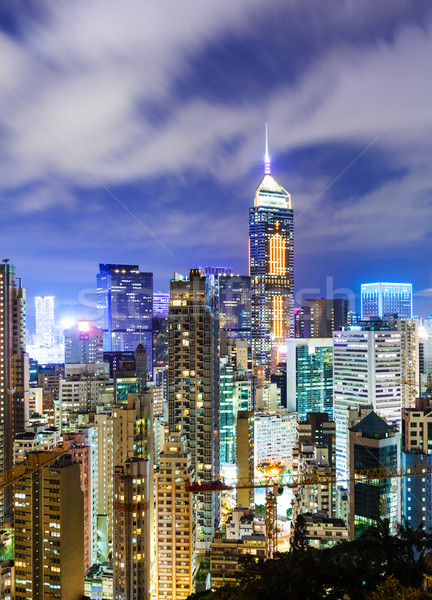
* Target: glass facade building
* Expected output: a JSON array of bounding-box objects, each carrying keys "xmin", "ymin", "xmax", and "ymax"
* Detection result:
[
  {"xmin": 349, "ymin": 412, "xmax": 400, "ymax": 539},
  {"xmin": 97, "ymin": 264, "xmax": 153, "ymax": 373},
  {"xmin": 218, "ymin": 274, "xmax": 251, "ymax": 340},
  {"xmin": 249, "ymin": 168, "xmax": 294, "ymax": 371},
  {"xmin": 361, "ymin": 282, "xmax": 412, "ymax": 319},
  {"xmin": 286, "ymin": 338, "xmax": 333, "ymax": 418}
]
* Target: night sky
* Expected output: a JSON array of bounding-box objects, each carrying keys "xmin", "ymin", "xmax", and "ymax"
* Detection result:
[{"xmin": 1, "ymin": 1, "xmax": 432, "ymax": 325}]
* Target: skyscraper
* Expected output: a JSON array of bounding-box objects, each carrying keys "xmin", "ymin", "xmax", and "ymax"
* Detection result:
[
  {"xmin": 34, "ymin": 295, "xmax": 55, "ymax": 347},
  {"xmin": 297, "ymin": 298, "xmax": 349, "ymax": 338},
  {"xmin": 0, "ymin": 261, "xmax": 29, "ymax": 524},
  {"xmin": 168, "ymin": 269, "xmax": 220, "ymax": 552},
  {"xmin": 361, "ymin": 282, "xmax": 412, "ymax": 319},
  {"xmin": 97, "ymin": 264, "xmax": 153, "ymax": 373},
  {"xmin": 333, "ymin": 323, "xmax": 402, "ymax": 480},
  {"xmin": 249, "ymin": 133, "xmax": 294, "ymax": 372}
]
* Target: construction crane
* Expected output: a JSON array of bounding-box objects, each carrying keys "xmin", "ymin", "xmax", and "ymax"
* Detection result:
[
  {"xmin": 188, "ymin": 461, "xmax": 432, "ymax": 559},
  {"xmin": 0, "ymin": 447, "xmax": 68, "ymax": 491}
]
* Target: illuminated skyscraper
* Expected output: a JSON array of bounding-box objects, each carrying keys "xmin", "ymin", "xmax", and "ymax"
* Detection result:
[
  {"xmin": 168, "ymin": 269, "xmax": 220, "ymax": 552},
  {"xmin": 249, "ymin": 131, "xmax": 294, "ymax": 372},
  {"xmin": 361, "ymin": 282, "xmax": 412, "ymax": 319},
  {"xmin": 218, "ymin": 274, "xmax": 251, "ymax": 340},
  {"xmin": 34, "ymin": 295, "xmax": 55, "ymax": 347},
  {"xmin": 97, "ymin": 264, "xmax": 153, "ymax": 373},
  {"xmin": 0, "ymin": 261, "xmax": 29, "ymax": 524},
  {"xmin": 64, "ymin": 319, "xmax": 104, "ymax": 363}
]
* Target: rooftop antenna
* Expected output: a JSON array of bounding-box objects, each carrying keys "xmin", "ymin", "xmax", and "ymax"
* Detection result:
[{"xmin": 264, "ymin": 123, "xmax": 271, "ymax": 175}]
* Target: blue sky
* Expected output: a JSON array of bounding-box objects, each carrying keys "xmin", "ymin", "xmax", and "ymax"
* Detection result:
[{"xmin": 1, "ymin": 0, "xmax": 432, "ymax": 322}]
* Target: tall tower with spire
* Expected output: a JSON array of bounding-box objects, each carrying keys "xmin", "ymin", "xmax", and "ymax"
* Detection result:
[{"xmin": 249, "ymin": 126, "xmax": 294, "ymax": 373}]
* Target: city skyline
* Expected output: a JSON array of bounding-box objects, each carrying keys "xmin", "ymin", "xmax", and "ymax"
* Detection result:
[{"xmin": 0, "ymin": 2, "xmax": 432, "ymax": 317}]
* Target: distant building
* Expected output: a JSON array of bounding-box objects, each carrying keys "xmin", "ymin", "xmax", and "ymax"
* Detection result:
[
  {"xmin": 361, "ymin": 282, "xmax": 412, "ymax": 319},
  {"xmin": 296, "ymin": 299, "xmax": 349, "ymax": 338},
  {"xmin": 34, "ymin": 295, "xmax": 55, "ymax": 347},
  {"xmin": 85, "ymin": 562, "xmax": 113, "ymax": 600},
  {"xmin": 97, "ymin": 264, "xmax": 153, "ymax": 373},
  {"xmin": 64, "ymin": 319, "xmax": 104, "ymax": 364},
  {"xmin": 249, "ymin": 144, "xmax": 294, "ymax": 372},
  {"xmin": 286, "ymin": 338, "xmax": 333, "ymax": 418},
  {"xmin": 236, "ymin": 411, "xmax": 255, "ymax": 510},
  {"xmin": 153, "ymin": 292, "xmax": 170, "ymax": 318},
  {"xmin": 300, "ymin": 513, "xmax": 349, "ymax": 549},
  {"xmin": 218, "ymin": 274, "xmax": 251, "ymax": 340}
]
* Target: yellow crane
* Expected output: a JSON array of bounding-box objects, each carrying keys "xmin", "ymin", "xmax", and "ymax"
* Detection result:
[{"xmin": 188, "ymin": 461, "xmax": 432, "ymax": 558}]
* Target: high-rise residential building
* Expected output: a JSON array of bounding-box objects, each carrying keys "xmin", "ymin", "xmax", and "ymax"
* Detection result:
[
  {"xmin": 348, "ymin": 411, "xmax": 400, "ymax": 539},
  {"xmin": 396, "ymin": 318, "xmax": 420, "ymax": 408},
  {"xmin": 112, "ymin": 392, "xmax": 154, "ymax": 600},
  {"xmin": 64, "ymin": 319, "xmax": 104, "ymax": 364},
  {"xmin": 333, "ymin": 323, "xmax": 402, "ymax": 480},
  {"xmin": 218, "ymin": 274, "xmax": 251, "ymax": 340},
  {"xmin": 296, "ymin": 412, "xmax": 336, "ymax": 472},
  {"xmin": 14, "ymin": 454, "xmax": 84, "ymax": 600},
  {"xmin": 401, "ymin": 397, "xmax": 432, "ymax": 453},
  {"xmin": 97, "ymin": 264, "xmax": 153, "ymax": 373},
  {"xmin": 0, "ymin": 261, "xmax": 29, "ymax": 524},
  {"xmin": 34, "ymin": 295, "xmax": 55, "ymax": 347},
  {"xmin": 286, "ymin": 338, "xmax": 333, "ymax": 418},
  {"xmin": 361, "ymin": 282, "xmax": 412, "ymax": 319},
  {"xmin": 156, "ymin": 434, "xmax": 195, "ymax": 600},
  {"xmin": 236, "ymin": 411, "xmax": 255, "ymax": 510},
  {"xmin": 94, "ymin": 411, "xmax": 113, "ymax": 563},
  {"xmin": 113, "ymin": 457, "xmax": 153, "ymax": 600},
  {"xmin": 168, "ymin": 269, "xmax": 220, "ymax": 552},
  {"xmin": 249, "ymin": 138, "xmax": 294, "ymax": 373}
]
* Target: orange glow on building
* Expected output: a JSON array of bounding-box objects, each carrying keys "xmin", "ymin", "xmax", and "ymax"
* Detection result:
[
  {"xmin": 272, "ymin": 295, "xmax": 284, "ymax": 339},
  {"xmin": 269, "ymin": 234, "xmax": 286, "ymax": 276}
]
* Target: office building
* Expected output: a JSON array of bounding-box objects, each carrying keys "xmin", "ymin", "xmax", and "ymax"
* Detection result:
[
  {"xmin": 401, "ymin": 451, "xmax": 432, "ymax": 533},
  {"xmin": 286, "ymin": 338, "xmax": 333, "ymax": 418},
  {"xmin": 333, "ymin": 324, "xmax": 402, "ymax": 480},
  {"xmin": 218, "ymin": 274, "xmax": 251, "ymax": 340},
  {"xmin": 297, "ymin": 412, "xmax": 336, "ymax": 471},
  {"xmin": 97, "ymin": 264, "xmax": 153, "ymax": 373},
  {"xmin": 348, "ymin": 411, "xmax": 400, "ymax": 539},
  {"xmin": 64, "ymin": 320, "xmax": 104, "ymax": 364},
  {"xmin": 296, "ymin": 298, "xmax": 349, "ymax": 338},
  {"xmin": 361, "ymin": 282, "xmax": 412, "ymax": 319},
  {"xmin": 34, "ymin": 295, "xmax": 55, "ymax": 347},
  {"xmin": 254, "ymin": 410, "xmax": 297, "ymax": 468},
  {"xmin": 155, "ymin": 434, "xmax": 195, "ymax": 600},
  {"xmin": 249, "ymin": 139, "xmax": 294, "ymax": 372},
  {"xmin": 14, "ymin": 455, "xmax": 84, "ymax": 600},
  {"xmin": 401, "ymin": 397, "xmax": 432, "ymax": 453},
  {"xmin": 168, "ymin": 269, "xmax": 220, "ymax": 551},
  {"xmin": 0, "ymin": 261, "xmax": 29, "ymax": 524}
]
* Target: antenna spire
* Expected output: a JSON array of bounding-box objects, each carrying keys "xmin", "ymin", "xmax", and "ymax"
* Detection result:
[{"xmin": 264, "ymin": 122, "xmax": 271, "ymax": 175}]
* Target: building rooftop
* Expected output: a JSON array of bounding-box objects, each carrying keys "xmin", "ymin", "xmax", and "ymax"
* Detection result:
[{"xmin": 350, "ymin": 411, "xmax": 391, "ymax": 436}]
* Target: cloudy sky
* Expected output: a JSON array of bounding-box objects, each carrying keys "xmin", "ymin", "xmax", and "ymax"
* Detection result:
[{"xmin": 1, "ymin": 0, "xmax": 432, "ymax": 321}]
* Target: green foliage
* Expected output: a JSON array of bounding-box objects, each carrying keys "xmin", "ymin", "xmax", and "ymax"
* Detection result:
[{"xmin": 187, "ymin": 518, "xmax": 432, "ymax": 600}]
